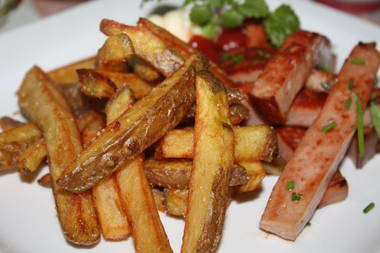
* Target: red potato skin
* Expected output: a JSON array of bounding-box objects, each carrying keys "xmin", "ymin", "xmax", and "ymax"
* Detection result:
[
  {"xmin": 249, "ymin": 30, "xmax": 330, "ymax": 124},
  {"xmin": 260, "ymin": 42, "xmax": 380, "ymax": 241}
]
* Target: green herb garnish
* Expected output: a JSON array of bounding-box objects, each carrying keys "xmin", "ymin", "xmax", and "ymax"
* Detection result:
[
  {"xmin": 321, "ymin": 121, "xmax": 336, "ymax": 133},
  {"xmin": 363, "ymin": 202, "xmax": 375, "ymax": 214},
  {"xmin": 220, "ymin": 52, "xmax": 231, "ymax": 61},
  {"xmin": 316, "ymin": 64, "xmax": 332, "ymax": 73},
  {"xmin": 320, "ymin": 82, "xmax": 331, "ymax": 91},
  {"xmin": 287, "ymin": 181, "xmax": 295, "ymax": 191},
  {"xmin": 370, "ymin": 101, "xmax": 380, "ymax": 138},
  {"xmin": 231, "ymin": 55, "xmax": 245, "ymax": 63},
  {"xmin": 291, "ymin": 192, "xmax": 303, "ymax": 202},
  {"xmin": 257, "ymin": 49, "xmax": 271, "ymax": 58},
  {"xmin": 348, "ymin": 79, "xmax": 354, "ymax": 90},
  {"xmin": 344, "ymin": 97, "xmax": 352, "ymax": 110},
  {"xmin": 349, "ymin": 58, "xmax": 365, "ymax": 65},
  {"xmin": 355, "ymin": 94, "xmax": 365, "ymax": 157}
]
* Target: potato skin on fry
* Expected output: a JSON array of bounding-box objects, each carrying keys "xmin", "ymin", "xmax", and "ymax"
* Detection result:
[
  {"xmin": 182, "ymin": 71, "xmax": 234, "ymax": 253},
  {"xmin": 58, "ymin": 59, "xmax": 196, "ymax": 193},
  {"xmin": 17, "ymin": 66, "xmax": 100, "ymax": 245}
]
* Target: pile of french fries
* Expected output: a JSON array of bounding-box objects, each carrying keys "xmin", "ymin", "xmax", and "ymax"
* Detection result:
[{"xmin": 0, "ymin": 18, "xmax": 277, "ymax": 252}]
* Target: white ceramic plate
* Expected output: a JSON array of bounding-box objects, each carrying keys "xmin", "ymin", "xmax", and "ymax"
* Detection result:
[{"xmin": 0, "ymin": 0, "xmax": 379, "ymax": 252}]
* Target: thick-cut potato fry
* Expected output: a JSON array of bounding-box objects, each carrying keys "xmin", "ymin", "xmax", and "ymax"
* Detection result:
[
  {"xmin": 58, "ymin": 58, "xmax": 196, "ymax": 193},
  {"xmin": 152, "ymin": 187, "xmax": 167, "ymax": 212},
  {"xmin": 17, "ymin": 66, "xmax": 100, "ymax": 245},
  {"xmin": 77, "ymin": 69, "xmax": 152, "ymax": 99},
  {"xmin": 96, "ymin": 33, "xmax": 134, "ymax": 72},
  {"xmin": 182, "ymin": 71, "xmax": 234, "ymax": 253},
  {"xmin": 38, "ymin": 173, "xmax": 52, "ymax": 187},
  {"xmin": 129, "ymin": 56, "xmax": 162, "ymax": 82},
  {"xmin": 116, "ymin": 155, "xmax": 173, "ymax": 253},
  {"xmin": 0, "ymin": 123, "xmax": 42, "ymax": 170},
  {"xmin": 18, "ymin": 138, "xmax": 47, "ymax": 174},
  {"xmin": 105, "ymin": 86, "xmax": 135, "ymax": 124},
  {"xmin": 238, "ymin": 161, "xmax": 266, "ymax": 192},
  {"xmin": 0, "ymin": 117, "xmax": 22, "ymax": 131},
  {"xmin": 156, "ymin": 125, "xmax": 276, "ymax": 163},
  {"xmin": 165, "ymin": 189, "xmax": 188, "ymax": 217},
  {"xmin": 79, "ymin": 110, "xmax": 130, "ymax": 241},
  {"xmin": 53, "ymin": 82, "xmax": 92, "ymax": 115},
  {"xmin": 48, "ymin": 56, "xmax": 96, "ymax": 83},
  {"xmin": 144, "ymin": 159, "xmax": 248, "ymax": 189},
  {"xmin": 100, "ymin": 19, "xmax": 184, "ymax": 76}
]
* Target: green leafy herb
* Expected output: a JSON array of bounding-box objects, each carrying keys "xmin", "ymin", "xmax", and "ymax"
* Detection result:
[
  {"xmin": 363, "ymin": 202, "xmax": 375, "ymax": 214},
  {"xmin": 355, "ymin": 94, "xmax": 365, "ymax": 157},
  {"xmin": 287, "ymin": 181, "xmax": 295, "ymax": 191},
  {"xmin": 231, "ymin": 55, "xmax": 245, "ymax": 63},
  {"xmin": 348, "ymin": 79, "xmax": 354, "ymax": 90},
  {"xmin": 370, "ymin": 101, "xmax": 380, "ymax": 138},
  {"xmin": 257, "ymin": 49, "xmax": 271, "ymax": 58},
  {"xmin": 321, "ymin": 121, "xmax": 336, "ymax": 133},
  {"xmin": 291, "ymin": 192, "xmax": 303, "ymax": 202},
  {"xmin": 222, "ymin": 8, "xmax": 244, "ymax": 28},
  {"xmin": 0, "ymin": 0, "xmax": 20, "ymax": 17},
  {"xmin": 263, "ymin": 4, "xmax": 300, "ymax": 48},
  {"xmin": 201, "ymin": 22, "xmax": 220, "ymax": 39},
  {"xmin": 190, "ymin": 5, "xmax": 212, "ymax": 25},
  {"xmin": 344, "ymin": 97, "xmax": 352, "ymax": 110},
  {"xmin": 349, "ymin": 58, "xmax": 365, "ymax": 65},
  {"xmin": 237, "ymin": 0, "xmax": 269, "ymax": 19},
  {"xmin": 316, "ymin": 64, "xmax": 332, "ymax": 73},
  {"xmin": 320, "ymin": 82, "xmax": 331, "ymax": 91},
  {"xmin": 221, "ymin": 52, "xmax": 231, "ymax": 61}
]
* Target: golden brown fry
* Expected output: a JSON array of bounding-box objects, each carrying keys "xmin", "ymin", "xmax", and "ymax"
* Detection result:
[
  {"xmin": 165, "ymin": 188, "xmax": 188, "ymax": 217},
  {"xmin": 18, "ymin": 138, "xmax": 47, "ymax": 174},
  {"xmin": 80, "ymin": 113, "xmax": 105, "ymax": 147},
  {"xmin": 53, "ymin": 83, "xmax": 92, "ymax": 115},
  {"xmin": 152, "ymin": 187, "xmax": 166, "ymax": 212},
  {"xmin": 38, "ymin": 173, "xmax": 52, "ymax": 187},
  {"xmin": 182, "ymin": 71, "xmax": 234, "ymax": 253},
  {"xmin": 77, "ymin": 69, "xmax": 152, "ymax": 99},
  {"xmin": 0, "ymin": 117, "xmax": 22, "ymax": 131},
  {"xmin": 238, "ymin": 161, "xmax": 266, "ymax": 192},
  {"xmin": 17, "ymin": 66, "xmax": 100, "ymax": 245},
  {"xmin": 129, "ymin": 56, "xmax": 162, "ymax": 82},
  {"xmin": 144, "ymin": 159, "xmax": 248, "ymax": 189},
  {"xmin": 48, "ymin": 56, "xmax": 96, "ymax": 83},
  {"xmin": 100, "ymin": 19, "xmax": 184, "ymax": 76},
  {"xmin": 116, "ymin": 155, "xmax": 173, "ymax": 253},
  {"xmin": 105, "ymin": 86, "xmax": 135, "ymax": 124},
  {"xmin": 96, "ymin": 34, "xmax": 134, "ymax": 72},
  {"xmin": 156, "ymin": 125, "xmax": 276, "ymax": 163},
  {"xmin": 58, "ymin": 58, "xmax": 196, "ymax": 193}
]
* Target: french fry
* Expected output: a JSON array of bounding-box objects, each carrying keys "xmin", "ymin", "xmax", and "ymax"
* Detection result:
[
  {"xmin": 78, "ymin": 110, "xmax": 130, "ymax": 241},
  {"xmin": 129, "ymin": 56, "xmax": 162, "ymax": 82},
  {"xmin": 100, "ymin": 19, "xmax": 184, "ymax": 76},
  {"xmin": 116, "ymin": 155, "xmax": 173, "ymax": 253},
  {"xmin": 58, "ymin": 58, "xmax": 196, "ymax": 193},
  {"xmin": 238, "ymin": 161, "xmax": 266, "ymax": 192},
  {"xmin": 53, "ymin": 82, "xmax": 92, "ymax": 115},
  {"xmin": 18, "ymin": 138, "xmax": 47, "ymax": 174},
  {"xmin": 17, "ymin": 66, "xmax": 100, "ymax": 245},
  {"xmin": 77, "ymin": 69, "xmax": 152, "ymax": 99},
  {"xmin": 38, "ymin": 173, "xmax": 52, "ymax": 187},
  {"xmin": 155, "ymin": 125, "xmax": 276, "ymax": 163},
  {"xmin": 0, "ymin": 117, "xmax": 22, "ymax": 131},
  {"xmin": 48, "ymin": 56, "xmax": 96, "ymax": 83},
  {"xmin": 144, "ymin": 159, "xmax": 248, "ymax": 189},
  {"xmin": 96, "ymin": 33, "xmax": 134, "ymax": 72},
  {"xmin": 105, "ymin": 86, "xmax": 135, "ymax": 124},
  {"xmin": 165, "ymin": 188, "xmax": 188, "ymax": 217},
  {"xmin": 182, "ymin": 71, "xmax": 234, "ymax": 253},
  {"xmin": 152, "ymin": 187, "xmax": 167, "ymax": 212}
]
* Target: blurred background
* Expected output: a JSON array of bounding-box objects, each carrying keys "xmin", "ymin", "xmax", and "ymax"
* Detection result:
[{"xmin": 0, "ymin": 0, "xmax": 379, "ymax": 33}]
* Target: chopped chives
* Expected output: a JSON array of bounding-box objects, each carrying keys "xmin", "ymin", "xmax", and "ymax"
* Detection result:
[
  {"xmin": 231, "ymin": 55, "xmax": 245, "ymax": 63},
  {"xmin": 363, "ymin": 202, "xmax": 375, "ymax": 214},
  {"xmin": 220, "ymin": 52, "xmax": 230, "ymax": 61},
  {"xmin": 348, "ymin": 79, "xmax": 354, "ymax": 90},
  {"xmin": 320, "ymin": 82, "xmax": 331, "ymax": 91},
  {"xmin": 356, "ymin": 94, "xmax": 365, "ymax": 157},
  {"xmin": 321, "ymin": 121, "xmax": 336, "ymax": 132},
  {"xmin": 316, "ymin": 64, "xmax": 332, "ymax": 73},
  {"xmin": 349, "ymin": 58, "xmax": 365, "ymax": 65},
  {"xmin": 287, "ymin": 181, "xmax": 295, "ymax": 191},
  {"xmin": 291, "ymin": 192, "xmax": 303, "ymax": 202},
  {"xmin": 257, "ymin": 49, "xmax": 271, "ymax": 58},
  {"xmin": 344, "ymin": 97, "xmax": 352, "ymax": 110}
]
